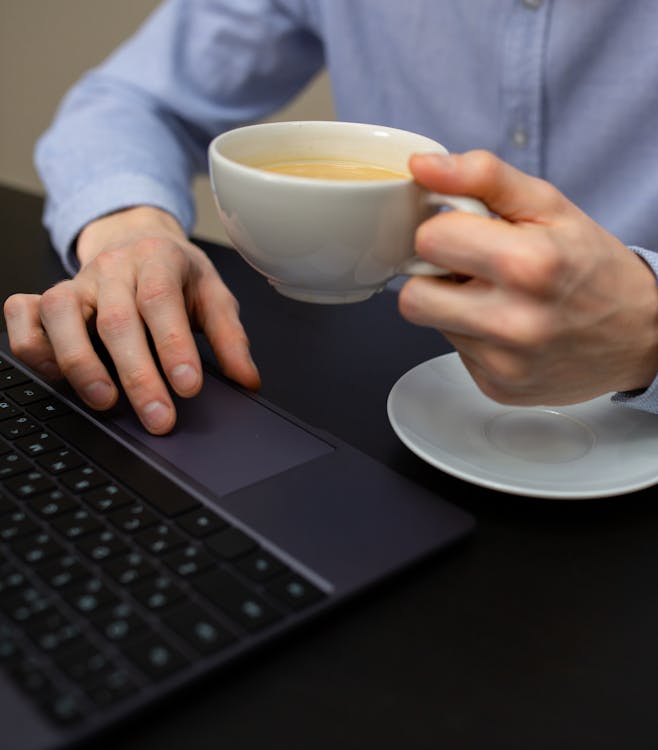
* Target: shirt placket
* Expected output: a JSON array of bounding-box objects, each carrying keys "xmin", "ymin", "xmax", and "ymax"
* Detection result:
[{"xmin": 500, "ymin": 0, "xmax": 551, "ymax": 177}]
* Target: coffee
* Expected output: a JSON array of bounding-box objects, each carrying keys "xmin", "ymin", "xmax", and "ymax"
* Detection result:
[{"xmin": 256, "ymin": 159, "xmax": 409, "ymax": 181}]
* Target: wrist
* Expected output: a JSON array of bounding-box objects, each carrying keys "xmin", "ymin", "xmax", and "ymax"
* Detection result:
[{"xmin": 76, "ymin": 206, "xmax": 188, "ymax": 266}]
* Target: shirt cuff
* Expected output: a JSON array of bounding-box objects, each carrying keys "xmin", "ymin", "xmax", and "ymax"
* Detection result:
[
  {"xmin": 45, "ymin": 173, "xmax": 195, "ymax": 276},
  {"xmin": 611, "ymin": 245, "xmax": 658, "ymax": 414}
]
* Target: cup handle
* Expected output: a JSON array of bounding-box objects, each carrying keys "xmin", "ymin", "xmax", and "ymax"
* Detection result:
[{"xmin": 399, "ymin": 192, "xmax": 490, "ymax": 276}]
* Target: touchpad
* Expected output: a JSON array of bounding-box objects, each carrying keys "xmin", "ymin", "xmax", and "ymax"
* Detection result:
[{"xmin": 109, "ymin": 370, "xmax": 333, "ymax": 499}]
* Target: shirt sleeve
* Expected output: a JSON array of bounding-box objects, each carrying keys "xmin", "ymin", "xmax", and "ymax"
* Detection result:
[
  {"xmin": 611, "ymin": 245, "xmax": 658, "ymax": 413},
  {"xmin": 34, "ymin": 0, "xmax": 324, "ymax": 275}
]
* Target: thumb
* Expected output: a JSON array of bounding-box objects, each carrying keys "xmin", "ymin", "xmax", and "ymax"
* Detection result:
[{"xmin": 409, "ymin": 150, "xmax": 566, "ymax": 223}]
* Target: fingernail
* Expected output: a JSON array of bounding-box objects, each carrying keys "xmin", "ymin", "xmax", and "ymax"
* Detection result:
[
  {"xmin": 142, "ymin": 400, "xmax": 172, "ymax": 432},
  {"xmin": 170, "ymin": 363, "xmax": 199, "ymax": 392},
  {"xmin": 84, "ymin": 381, "xmax": 114, "ymax": 407}
]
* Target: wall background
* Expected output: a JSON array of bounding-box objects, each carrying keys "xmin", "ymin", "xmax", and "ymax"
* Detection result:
[{"xmin": 0, "ymin": 0, "xmax": 335, "ymax": 244}]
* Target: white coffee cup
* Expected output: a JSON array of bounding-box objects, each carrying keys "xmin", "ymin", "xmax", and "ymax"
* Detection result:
[{"xmin": 208, "ymin": 121, "xmax": 488, "ymax": 304}]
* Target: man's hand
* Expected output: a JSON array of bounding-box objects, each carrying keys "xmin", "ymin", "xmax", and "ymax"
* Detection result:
[
  {"xmin": 400, "ymin": 151, "xmax": 658, "ymax": 405},
  {"xmin": 3, "ymin": 206, "xmax": 260, "ymax": 434}
]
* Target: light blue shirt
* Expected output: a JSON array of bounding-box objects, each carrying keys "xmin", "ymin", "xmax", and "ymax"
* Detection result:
[{"xmin": 34, "ymin": 0, "xmax": 658, "ymax": 410}]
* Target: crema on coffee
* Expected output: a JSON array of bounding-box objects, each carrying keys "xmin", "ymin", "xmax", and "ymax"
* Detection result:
[{"xmin": 256, "ymin": 159, "xmax": 409, "ymax": 181}]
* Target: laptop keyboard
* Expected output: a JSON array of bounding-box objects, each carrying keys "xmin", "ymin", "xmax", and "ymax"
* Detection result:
[{"xmin": 0, "ymin": 354, "xmax": 326, "ymax": 728}]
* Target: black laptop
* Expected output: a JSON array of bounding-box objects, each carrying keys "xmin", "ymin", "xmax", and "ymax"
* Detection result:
[{"xmin": 0, "ymin": 329, "xmax": 474, "ymax": 750}]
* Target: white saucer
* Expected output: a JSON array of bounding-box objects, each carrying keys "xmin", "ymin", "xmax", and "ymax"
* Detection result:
[{"xmin": 387, "ymin": 352, "xmax": 658, "ymax": 499}]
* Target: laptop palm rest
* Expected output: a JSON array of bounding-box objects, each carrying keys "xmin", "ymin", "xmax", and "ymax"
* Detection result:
[{"xmin": 105, "ymin": 369, "xmax": 473, "ymax": 593}]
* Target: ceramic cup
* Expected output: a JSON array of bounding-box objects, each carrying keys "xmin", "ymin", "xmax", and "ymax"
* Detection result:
[{"xmin": 208, "ymin": 121, "xmax": 488, "ymax": 303}]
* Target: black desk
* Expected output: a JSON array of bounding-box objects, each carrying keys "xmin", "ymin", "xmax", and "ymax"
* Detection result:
[{"xmin": 3, "ymin": 183, "xmax": 658, "ymax": 749}]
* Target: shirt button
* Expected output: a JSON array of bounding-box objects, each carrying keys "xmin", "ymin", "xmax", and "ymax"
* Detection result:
[
  {"xmin": 521, "ymin": 0, "xmax": 543, "ymax": 8},
  {"xmin": 511, "ymin": 127, "xmax": 529, "ymax": 148}
]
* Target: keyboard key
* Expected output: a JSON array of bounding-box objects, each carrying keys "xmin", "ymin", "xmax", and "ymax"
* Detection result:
[
  {"xmin": 25, "ymin": 608, "xmax": 81, "ymax": 655},
  {"xmin": 104, "ymin": 551, "xmax": 158, "ymax": 588},
  {"xmin": 5, "ymin": 469, "xmax": 57, "ymax": 499},
  {"xmin": 28, "ymin": 488, "xmax": 80, "ymax": 519},
  {"xmin": 63, "ymin": 576, "xmax": 121, "ymax": 615},
  {"xmin": 0, "ymin": 564, "xmax": 29, "ymax": 596},
  {"xmin": 11, "ymin": 532, "xmax": 66, "ymax": 567},
  {"xmin": 26, "ymin": 399, "xmax": 72, "ymax": 421},
  {"xmin": 0, "ymin": 625, "xmax": 23, "ymax": 665},
  {"xmin": 204, "ymin": 527, "xmax": 257, "ymax": 560},
  {"xmin": 142, "ymin": 485, "xmax": 200, "ymax": 518},
  {"xmin": 175, "ymin": 507, "xmax": 227, "ymax": 537},
  {"xmin": 0, "ymin": 415, "xmax": 40, "ymax": 440},
  {"xmin": 193, "ymin": 569, "xmax": 282, "ymax": 632},
  {"xmin": 163, "ymin": 602, "xmax": 235, "ymax": 655},
  {"xmin": 0, "ymin": 451, "xmax": 32, "ymax": 478},
  {"xmin": 51, "ymin": 508, "xmax": 103, "ymax": 540},
  {"xmin": 122, "ymin": 633, "xmax": 189, "ymax": 680},
  {"xmin": 235, "ymin": 549, "xmax": 286, "ymax": 583},
  {"xmin": 266, "ymin": 572, "xmax": 326, "ymax": 612},
  {"xmin": 135, "ymin": 522, "xmax": 186, "ymax": 557},
  {"xmin": 93, "ymin": 601, "xmax": 148, "ymax": 644},
  {"xmin": 4, "ymin": 382, "xmax": 49, "ymax": 406},
  {"xmin": 107, "ymin": 502, "xmax": 158, "ymax": 534},
  {"xmin": 0, "ymin": 367, "xmax": 32, "ymax": 388},
  {"xmin": 59, "ymin": 465, "xmax": 108, "ymax": 493},
  {"xmin": 1, "ymin": 586, "xmax": 51, "ymax": 624},
  {"xmin": 132, "ymin": 575, "xmax": 184, "ymax": 612},
  {"xmin": 36, "ymin": 447, "xmax": 85, "ymax": 474},
  {"xmin": 162, "ymin": 543, "xmax": 214, "ymax": 578},
  {"xmin": 77, "ymin": 528, "xmax": 130, "ymax": 562},
  {"xmin": 36, "ymin": 554, "xmax": 90, "ymax": 590},
  {"xmin": 0, "ymin": 510, "xmax": 39, "ymax": 541},
  {"xmin": 41, "ymin": 691, "xmax": 86, "ymax": 725},
  {"xmin": 0, "ymin": 399, "xmax": 21, "ymax": 421},
  {"xmin": 14, "ymin": 430, "xmax": 64, "ymax": 456},
  {"xmin": 83, "ymin": 483, "xmax": 133, "ymax": 513}
]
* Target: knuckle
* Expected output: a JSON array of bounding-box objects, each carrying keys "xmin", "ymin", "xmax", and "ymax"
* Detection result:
[
  {"xmin": 3, "ymin": 293, "xmax": 28, "ymax": 320},
  {"xmin": 56, "ymin": 349, "xmax": 89, "ymax": 378},
  {"xmin": 500, "ymin": 240, "xmax": 566, "ymax": 296},
  {"xmin": 466, "ymin": 149, "xmax": 502, "ymax": 183},
  {"xmin": 39, "ymin": 282, "xmax": 76, "ymax": 315},
  {"xmin": 397, "ymin": 278, "xmax": 424, "ymax": 321},
  {"xmin": 136, "ymin": 277, "xmax": 177, "ymax": 309},
  {"xmin": 157, "ymin": 328, "xmax": 188, "ymax": 356},
  {"xmin": 480, "ymin": 303, "xmax": 552, "ymax": 349},
  {"xmin": 121, "ymin": 366, "xmax": 152, "ymax": 395},
  {"xmin": 7, "ymin": 334, "xmax": 41, "ymax": 361},
  {"xmin": 93, "ymin": 247, "xmax": 128, "ymax": 275},
  {"xmin": 96, "ymin": 305, "xmax": 132, "ymax": 339},
  {"xmin": 415, "ymin": 220, "xmax": 439, "ymax": 258},
  {"xmin": 532, "ymin": 177, "xmax": 567, "ymax": 214}
]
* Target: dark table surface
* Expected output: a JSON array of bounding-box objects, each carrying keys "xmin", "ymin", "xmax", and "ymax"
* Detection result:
[{"xmin": 3, "ymin": 183, "xmax": 658, "ymax": 749}]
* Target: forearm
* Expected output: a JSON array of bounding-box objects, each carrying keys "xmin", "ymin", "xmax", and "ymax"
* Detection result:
[{"xmin": 34, "ymin": 0, "xmax": 323, "ymax": 273}]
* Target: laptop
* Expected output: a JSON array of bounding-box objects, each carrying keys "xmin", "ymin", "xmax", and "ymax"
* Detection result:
[{"xmin": 0, "ymin": 328, "xmax": 474, "ymax": 750}]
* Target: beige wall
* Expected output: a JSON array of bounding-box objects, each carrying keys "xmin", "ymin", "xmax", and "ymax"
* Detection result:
[{"xmin": 0, "ymin": 0, "xmax": 335, "ymax": 244}]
